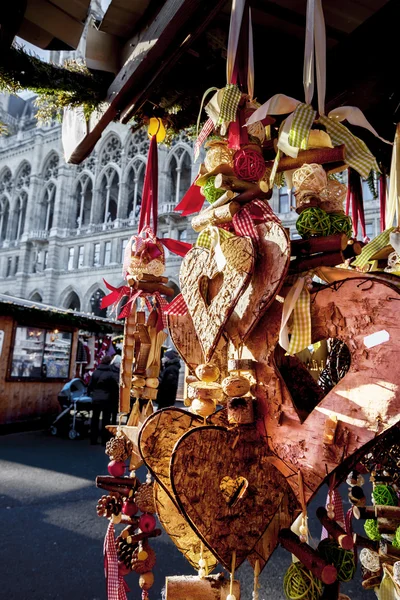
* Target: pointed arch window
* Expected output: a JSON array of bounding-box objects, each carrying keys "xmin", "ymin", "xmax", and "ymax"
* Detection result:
[
  {"xmin": 0, "ymin": 168, "xmax": 12, "ymax": 195},
  {"xmin": 43, "ymin": 153, "xmax": 59, "ymax": 181},
  {"xmin": 75, "ymin": 175, "xmax": 93, "ymax": 228},
  {"xmin": 10, "ymin": 192, "xmax": 27, "ymax": 241},
  {"xmin": 126, "ymin": 159, "xmax": 145, "ymax": 220},
  {"xmin": 40, "ymin": 183, "xmax": 56, "ymax": 231},
  {"xmin": 167, "ymin": 147, "xmax": 192, "ymax": 204},
  {"xmin": 0, "ymin": 197, "xmax": 10, "ymax": 242},
  {"xmin": 90, "ymin": 289, "xmax": 107, "ymax": 317},
  {"xmin": 15, "ymin": 162, "xmax": 31, "ymax": 190},
  {"xmin": 99, "ymin": 167, "xmax": 119, "ymax": 225},
  {"xmin": 99, "ymin": 135, "xmax": 122, "ymax": 168}
]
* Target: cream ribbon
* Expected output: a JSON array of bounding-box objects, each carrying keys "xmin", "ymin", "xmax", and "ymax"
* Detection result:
[
  {"xmin": 226, "ymin": 0, "xmax": 254, "ymax": 98},
  {"xmin": 208, "ymin": 225, "xmax": 227, "ymax": 271},
  {"xmin": 279, "ymin": 277, "xmax": 306, "ymax": 352},
  {"xmin": 386, "ymin": 123, "xmax": 400, "ymax": 228}
]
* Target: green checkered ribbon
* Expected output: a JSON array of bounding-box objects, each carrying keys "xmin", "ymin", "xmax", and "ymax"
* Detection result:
[
  {"xmin": 377, "ymin": 566, "xmax": 400, "ymax": 600},
  {"xmin": 352, "ymin": 227, "xmax": 395, "ymax": 269},
  {"xmin": 217, "ymin": 84, "xmax": 241, "ymax": 127},
  {"xmin": 319, "ymin": 114, "xmax": 379, "ymax": 179},
  {"xmin": 196, "ymin": 227, "xmax": 233, "ymax": 250},
  {"xmin": 279, "ymin": 277, "xmax": 311, "ymax": 356},
  {"xmin": 288, "ymin": 103, "xmax": 316, "ymax": 150}
]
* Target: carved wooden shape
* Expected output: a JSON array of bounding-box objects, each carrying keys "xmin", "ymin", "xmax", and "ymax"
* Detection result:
[
  {"xmin": 154, "ymin": 482, "xmax": 218, "ymax": 573},
  {"xmin": 180, "ymin": 236, "xmax": 254, "ymax": 361},
  {"xmin": 221, "ymin": 221, "xmax": 290, "ymax": 347},
  {"xmin": 138, "ymin": 407, "xmax": 228, "ymax": 500},
  {"xmin": 165, "ymin": 575, "xmax": 240, "ymax": 600},
  {"xmin": 170, "ymin": 424, "xmax": 298, "ymax": 570}
]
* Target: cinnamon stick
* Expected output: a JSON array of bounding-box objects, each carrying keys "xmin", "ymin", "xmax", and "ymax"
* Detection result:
[
  {"xmin": 354, "ymin": 506, "xmax": 400, "ymax": 520},
  {"xmin": 278, "ymin": 529, "xmax": 337, "ymax": 584},
  {"xmin": 353, "ymin": 533, "xmax": 380, "ymax": 551},
  {"xmin": 191, "ymin": 201, "xmax": 241, "ymax": 232},
  {"xmin": 96, "ymin": 475, "xmax": 139, "ymax": 490},
  {"xmin": 234, "ymin": 188, "xmax": 272, "ymax": 202},
  {"xmin": 291, "ymin": 234, "xmax": 348, "ymax": 256},
  {"xmin": 265, "ymin": 145, "xmax": 346, "ymax": 173},
  {"xmin": 140, "ymin": 273, "xmax": 169, "ymax": 283},
  {"xmin": 321, "ymin": 581, "xmax": 340, "ymax": 600},
  {"xmin": 127, "ymin": 280, "xmax": 175, "ymax": 297},
  {"xmin": 343, "ymin": 240, "xmax": 363, "ymax": 260},
  {"xmin": 289, "ymin": 251, "xmax": 345, "ymax": 274},
  {"xmin": 214, "ymin": 173, "xmax": 260, "ymax": 193},
  {"xmin": 129, "ymin": 528, "xmax": 162, "ymax": 543},
  {"xmin": 316, "ymin": 507, "xmax": 353, "ymax": 550}
]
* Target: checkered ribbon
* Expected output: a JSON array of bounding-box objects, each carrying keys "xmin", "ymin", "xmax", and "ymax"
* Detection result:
[
  {"xmin": 289, "ymin": 103, "xmax": 316, "ymax": 150},
  {"xmin": 164, "ymin": 293, "xmax": 187, "ymax": 316},
  {"xmin": 318, "ymin": 114, "xmax": 379, "ymax": 179},
  {"xmin": 279, "ymin": 277, "xmax": 311, "ymax": 355},
  {"xmin": 233, "ymin": 199, "xmax": 281, "ymax": 243},
  {"xmin": 104, "ymin": 522, "xmax": 128, "ymax": 600},
  {"xmin": 352, "ymin": 227, "xmax": 395, "ymax": 269},
  {"xmin": 321, "ymin": 489, "xmax": 345, "ymax": 540},
  {"xmin": 194, "ymin": 118, "xmax": 214, "ymax": 161},
  {"xmin": 378, "ymin": 565, "xmax": 400, "ymax": 600},
  {"xmin": 216, "ymin": 84, "xmax": 241, "ymax": 129},
  {"xmin": 197, "ymin": 227, "xmax": 233, "ymax": 250}
]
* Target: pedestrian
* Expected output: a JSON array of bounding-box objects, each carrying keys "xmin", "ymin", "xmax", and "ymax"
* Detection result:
[
  {"xmin": 156, "ymin": 349, "xmax": 181, "ymax": 409},
  {"xmin": 87, "ymin": 355, "xmax": 119, "ymax": 445}
]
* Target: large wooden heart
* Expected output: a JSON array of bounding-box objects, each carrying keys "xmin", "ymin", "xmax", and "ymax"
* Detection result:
[
  {"xmin": 170, "ymin": 424, "xmax": 298, "ymax": 570},
  {"xmin": 221, "ymin": 221, "xmax": 290, "ymax": 347},
  {"xmin": 154, "ymin": 482, "xmax": 218, "ymax": 573},
  {"xmin": 180, "ymin": 236, "xmax": 254, "ymax": 362},
  {"xmin": 138, "ymin": 407, "xmax": 228, "ymax": 501}
]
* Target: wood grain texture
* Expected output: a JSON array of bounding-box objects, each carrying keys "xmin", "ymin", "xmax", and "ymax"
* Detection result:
[
  {"xmin": 165, "ymin": 575, "xmax": 240, "ymax": 600},
  {"xmin": 170, "ymin": 424, "xmax": 298, "ymax": 570},
  {"xmin": 154, "ymin": 482, "xmax": 218, "ymax": 573},
  {"xmin": 138, "ymin": 407, "xmax": 228, "ymax": 500},
  {"xmin": 180, "ymin": 237, "xmax": 255, "ymax": 362},
  {"xmin": 244, "ymin": 277, "xmax": 400, "ymax": 506},
  {"xmin": 221, "ymin": 221, "xmax": 290, "ymax": 346}
]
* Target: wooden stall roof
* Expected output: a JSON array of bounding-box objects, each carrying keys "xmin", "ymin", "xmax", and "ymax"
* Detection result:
[
  {"xmin": 0, "ymin": 294, "xmax": 123, "ymax": 333},
  {"xmin": 6, "ymin": 0, "xmax": 399, "ymax": 164}
]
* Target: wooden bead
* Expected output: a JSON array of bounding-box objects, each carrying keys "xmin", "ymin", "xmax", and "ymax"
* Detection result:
[
  {"xmin": 142, "ymin": 387, "xmax": 158, "ymax": 400},
  {"xmin": 145, "ymin": 378, "xmax": 159, "ymax": 389},
  {"xmin": 191, "ymin": 398, "xmax": 216, "ymax": 417},
  {"xmin": 221, "ymin": 375, "xmax": 250, "ymax": 397},
  {"xmin": 193, "ymin": 387, "xmax": 223, "ymax": 402},
  {"xmin": 132, "ymin": 376, "xmax": 146, "ymax": 387},
  {"xmin": 183, "ymin": 397, "xmax": 192, "ymax": 407},
  {"xmin": 131, "ymin": 386, "xmax": 143, "ymax": 398},
  {"xmin": 195, "ymin": 363, "xmax": 220, "ymax": 383},
  {"xmin": 139, "ymin": 572, "xmax": 154, "ymax": 590},
  {"xmin": 228, "ymin": 359, "xmax": 256, "ymax": 373}
]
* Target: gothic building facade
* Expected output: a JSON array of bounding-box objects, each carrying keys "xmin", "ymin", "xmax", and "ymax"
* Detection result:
[{"xmin": 0, "ymin": 93, "xmax": 382, "ymax": 315}]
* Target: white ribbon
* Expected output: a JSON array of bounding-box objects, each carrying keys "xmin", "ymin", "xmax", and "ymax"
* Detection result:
[
  {"xmin": 386, "ymin": 123, "xmax": 400, "ymax": 228},
  {"xmin": 208, "ymin": 226, "xmax": 227, "ymax": 271},
  {"xmin": 279, "ymin": 277, "xmax": 306, "ymax": 352},
  {"xmin": 329, "ymin": 106, "xmax": 392, "ymax": 145},
  {"xmin": 226, "ymin": 0, "xmax": 254, "ymax": 97}
]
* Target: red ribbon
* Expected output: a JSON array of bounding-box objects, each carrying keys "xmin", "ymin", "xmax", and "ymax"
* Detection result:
[
  {"xmin": 232, "ymin": 199, "xmax": 281, "ymax": 243},
  {"xmin": 138, "ymin": 135, "xmax": 158, "ymax": 235},
  {"xmin": 101, "ymin": 279, "xmax": 168, "ymax": 328},
  {"xmin": 174, "ymin": 179, "xmax": 205, "ymax": 216},
  {"xmin": 346, "ymin": 168, "xmax": 368, "ymax": 242},
  {"xmin": 103, "ymin": 522, "xmax": 129, "ymax": 600}
]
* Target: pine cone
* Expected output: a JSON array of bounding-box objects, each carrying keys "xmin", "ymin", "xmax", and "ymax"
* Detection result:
[
  {"xmin": 131, "ymin": 543, "xmax": 156, "ymax": 573},
  {"xmin": 96, "ymin": 494, "xmax": 122, "ymax": 518},
  {"xmin": 134, "ymin": 483, "xmax": 156, "ymax": 514},
  {"xmin": 105, "ymin": 435, "xmax": 132, "ymax": 462},
  {"xmin": 116, "ymin": 534, "xmax": 138, "ymax": 569}
]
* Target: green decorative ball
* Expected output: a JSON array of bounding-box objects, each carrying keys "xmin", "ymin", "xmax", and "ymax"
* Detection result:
[
  {"xmin": 364, "ymin": 519, "xmax": 382, "ymax": 541},
  {"xmin": 318, "ymin": 539, "xmax": 356, "ymax": 583},
  {"xmin": 296, "ymin": 207, "xmax": 332, "ymax": 239},
  {"xmin": 396, "ymin": 525, "xmax": 400, "ymax": 546},
  {"xmin": 329, "ymin": 213, "xmax": 353, "ymax": 237},
  {"xmin": 372, "ymin": 484, "xmax": 398, "ymax": 507},
  {"xmin": 283, "ymin": 562, "xmax": 323, "ymax": 600},
  {"xmin": 202, "ymin": 176, "xmax": 226, "ymax": 204}
]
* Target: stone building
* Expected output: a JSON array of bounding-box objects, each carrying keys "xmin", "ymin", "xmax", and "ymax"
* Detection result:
[{"xmin": 0, "ymin": 92, "xmax": 382, "ymax": 315}]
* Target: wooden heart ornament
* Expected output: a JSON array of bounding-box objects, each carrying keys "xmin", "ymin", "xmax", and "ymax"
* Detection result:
[
  {"xmin": 180, "ymin": 235, "xmax": 255, "ymax": 362},
  {"xmin": 170, "ymin": 424, "xmax": 298, "ymax": 570}
]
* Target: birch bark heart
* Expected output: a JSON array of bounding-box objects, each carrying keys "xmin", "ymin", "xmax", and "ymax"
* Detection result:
[
  {"xmin": 179, "ymin": 236, "xmax": 255, "ymax": 362},
  {"xmin": 170, "ymin": 424, "xmax": 298, "ymax": 570}
]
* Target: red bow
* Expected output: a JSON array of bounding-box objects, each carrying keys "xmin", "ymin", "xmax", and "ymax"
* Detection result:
[{"xmin": 101, "ymin": 280, "xmax": 168, "ymax": 329}]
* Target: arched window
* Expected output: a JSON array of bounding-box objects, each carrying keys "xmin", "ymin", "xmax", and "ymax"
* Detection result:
[
  {"xmin": 0, "ymin": 168, "xmax": 12, "ymax": 195},
  {"xmin": 10, "ymin": 192, "xmax": 27, "ymax": 241},
  {"xmin": 75, "ymin": 175, "xmax": 93, "ymax": 228},
  {"xmin": 0, "ymin": 197, "xmax": 10, "ymax": 242},
  {"xmin": 15, "ymin": 162, "xmax": 31, "ymax": 190},
  {"xmin": 29, "ymin": 292, "xmax": 43, "ymax": 303},
  {"xmin": 90, "ymin": 289, "xmax": 107, "ymax": 317},
  {"xmin": 126, "ymin": 129, "xmax": 149, "ymax": 160},
  {"xmin": 40, "ymin": 183, "xmax": 56, "ymax": 231},
  {"xmin": 167, "ymin": 146, "xmax": 192, "ymax": 204},
  {"xmin": 126, "ymin": 160, "xmax": 145, "ymax": 219},
  {"xmin": 99, "ymin": 134, "xmax": 122, "ymax": 168},
  {"xmin": 43, "ymin": 153, "xmax": 59, "ymax": 181},
  {"xmin": 99, "ymin": 167, "xmax": 119, "ymax": 224},
  {"xmin": 64, "ymin": 291, "xmax": 81, "ymax": 311}
]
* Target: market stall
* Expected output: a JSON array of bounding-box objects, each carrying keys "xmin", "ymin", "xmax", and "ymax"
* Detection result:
[{"xmin": 0, "ymin": 294, "xmax": 122, "ymax": 426}]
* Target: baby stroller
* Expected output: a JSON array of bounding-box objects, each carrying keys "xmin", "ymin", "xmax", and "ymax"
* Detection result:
[{"xmin": 50, "ymin": 378, "xmax": 93, "ymax": 439}]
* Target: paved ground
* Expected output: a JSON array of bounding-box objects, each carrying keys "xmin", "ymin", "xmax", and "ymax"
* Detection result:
[{"xmin": 0, "ymin": 428, "xmax": 374, "ymax": 600}]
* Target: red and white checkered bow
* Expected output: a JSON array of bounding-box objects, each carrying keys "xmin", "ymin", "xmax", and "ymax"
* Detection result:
[
  {"xmin": 232, "ymin": 199, "xmax": 281, "ymax": 245},
  {"xmin": 104, "ymin": 522, "xmax": 129, "ymax": 600}
]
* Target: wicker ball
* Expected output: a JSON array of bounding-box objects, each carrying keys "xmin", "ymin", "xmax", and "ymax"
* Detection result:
[
  {"xmin": 329, "ymin": 213, "xmax": 353, "ymax": 237},
  {"xmin": 296, "ymin": 207, "xmax": 332, "ymax": 238},
  {"xmin": 202, "ymin": 176, "xmax": 226, "ymax": 204},
  {"xmin": 283, "ymin": 562, "xmax": 323, "ymax": 600},
  {"xmin": 318, "ymin": 539, "xmax": 356, "ymax": 583},
  {"xmin": 293, "ymin": 164, "xmax": 327, "ymax": 195},
  {"xmin": 372, "ymin": 484, "xmax": 399, "ymax": 506},
  {"xmin": 364, "ymin": 519, "xmax": 382, "ymax": 541},
  {"xmin": 233, "ymin": 146, "xmax": 266, "ymax": 182},
  {"xmin": 204, "ymin": 140, "xmax": 234, "ymax": 171},
  {"xmin": 320, "ymin": 180, "xmax": 347, "ymax": 213}
]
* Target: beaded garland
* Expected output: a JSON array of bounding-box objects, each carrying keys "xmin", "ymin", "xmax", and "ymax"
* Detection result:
[
  {"xmin": 233, "ymin": 147, "xmax": 266, "ymax": 182},
  {"xmin": 283, "ymin": 562, "xmax": 323, "ymax": 600},
  {"xmin": 202, "ymin": 176, "xmax": 226, "ymax": 204},
  {"xmin": 296, "ymin": 207, "xmax": 332, "ymax": 239},
  {"xmin": 372, "ymin": 484, "xmax": 399, "ymax": 507},
  {"xmin": 318, "ymin": 539, "xmax": 356, "ymax": 583}
]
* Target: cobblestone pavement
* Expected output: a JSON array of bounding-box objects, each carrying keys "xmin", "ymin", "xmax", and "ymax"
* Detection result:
[{"xmin": 0, "ymin": 429, "xmax": 374, "ymax": 599}]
